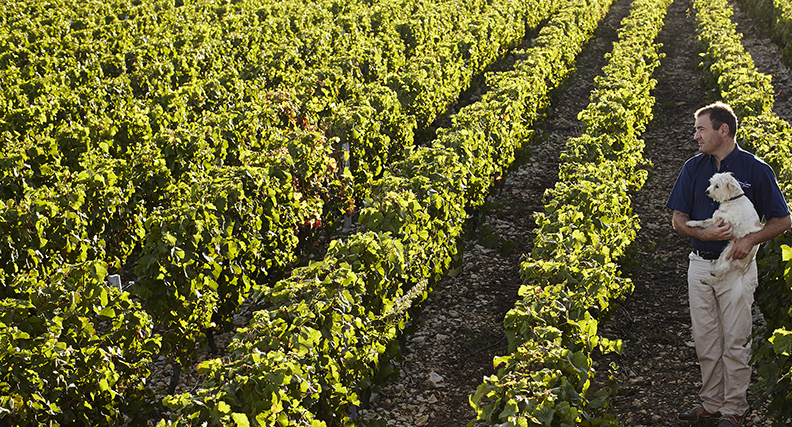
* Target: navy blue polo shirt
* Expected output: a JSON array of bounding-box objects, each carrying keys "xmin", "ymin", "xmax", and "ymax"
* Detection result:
[{"xmin": 666, "ymin": 144, "xmax": 790, "ymax": 252}]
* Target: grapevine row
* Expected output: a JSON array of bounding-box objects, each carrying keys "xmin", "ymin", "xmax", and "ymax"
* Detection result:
[
  {"xmin": 1, "ymin": 0, "xmax": 555, "ymax": 199},
  {"xmin": 731, "ymin": 0, "xmax": 792, "ymax": 69},
  {"xmin": 153, "ymin": 0, "xmax": 616, "ymax": 425},
  {"xmin": 691, "ymin": 0, "xmax": 792, "ymax": 424},
  {"xmin": 0, "ymin": 0, "xmax": 551, "ymax": 346},
  {"xmin": 0, "ymin": 0, "xmax": 558, "ymax": 424},
  {"xmin": 0, "ymin": 0, "xmax": 557, "ymax": 317},
  {"xmin": 470, "ymin": 0, "xmax": 671, "ymax": 424}
]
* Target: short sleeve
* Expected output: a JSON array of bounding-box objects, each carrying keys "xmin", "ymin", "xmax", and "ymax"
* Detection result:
[
  {"xmin": 666, "ymin": 162, "xmax": 694, "ymax": 214},
  {"xmin": 750, "ymin": 163, "xmax": 790, "ymax": 220}
]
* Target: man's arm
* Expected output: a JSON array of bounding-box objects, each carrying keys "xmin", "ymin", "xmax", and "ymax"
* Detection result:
[
  {"xmin": 728, "ymin": 214, "xmax": 792, "ymax": 260},
  {"xmin": 672, "ymin": 210, "xmax": 733, "ymax": 242}
]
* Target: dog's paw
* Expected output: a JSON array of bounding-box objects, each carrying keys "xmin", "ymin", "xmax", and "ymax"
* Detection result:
[
  {"xmin": 686, "ymin": 220, "xmax": 698, "ymax": 227},
  {"xmin": 700, "ymin": 270, "xmax": 727, "ymax": 286},
  {"xmin": 712, "ymin": 266, "xmax": 731, "ymax": 278}
]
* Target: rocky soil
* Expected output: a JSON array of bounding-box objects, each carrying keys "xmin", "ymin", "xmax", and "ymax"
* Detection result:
[{"xmin": 145, "ymin": 0, "xmax": 792, "ymax": 425}]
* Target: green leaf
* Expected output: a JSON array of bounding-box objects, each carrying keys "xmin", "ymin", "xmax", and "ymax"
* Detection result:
[
  {"xmin": 782, "ymin": 244, "xmax": 792, "ymax": 262},
  {"xmin": 770, "ymin": 329, "xmax": 792, "ymax": 356},
  {"xmin": 499, "ymin": 399, "xmax": 518, "ymax": 418},
  {"xmin": 99, "ymin": 287, "xmax": 109, "ymax": 306},
  {"xmin": 231, "ymin": 413, "xmax": 250, "ymax": 427},
  {"xmin": 99, "ymin": 306, "xmax": 116, "ymax": 318},
  {"xmin": 599, "ymin": 337, "xmax": 623, "ymax": 355},
  {"xmin": 226, "ymin": 241, "xmax": 239, "ymax": 259},
  {"xmin": 197, "ymin": 359, "xmax": 223, "ymax": 374},
  {"xmin": 92, "ymin": 262, "xmax": 108, "ymax": 282},
  {"xmin": 533, "ymin": 403, "xmax": 556, "ymax": 425},
  {"xmin": 569, "ymin": 351, "xmax": 590, "ymax": 373}
]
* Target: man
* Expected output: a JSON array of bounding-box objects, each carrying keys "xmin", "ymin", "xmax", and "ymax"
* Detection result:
[{"xmin": 666, "ymin": 101, "xmax": 791, "ymax": 427}]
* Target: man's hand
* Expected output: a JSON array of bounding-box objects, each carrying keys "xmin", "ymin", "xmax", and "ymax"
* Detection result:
[
  {"xmin": 725, "ymin": 215, "xmax": 792, "ymax": 260},
  {"xmin": 701, "ymin": 219, "xmax": 733, "ymax": 242},
  {"xmin": 673, "ymin": 211, "xmax": 734, "ymax": 242},
  {"xmin": 727, "ymin": 235, "xmax": 754, "ymax": 260}
]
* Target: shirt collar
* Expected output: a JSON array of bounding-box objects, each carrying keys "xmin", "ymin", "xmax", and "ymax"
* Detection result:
[{"xmin": 707, "ymin": 143, "xmax": 742, "ymax": 172}]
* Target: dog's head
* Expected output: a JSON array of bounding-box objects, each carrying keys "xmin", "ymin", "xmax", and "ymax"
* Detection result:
[{"xmin": 706, "ymin": 172, "xmax": 743, "ymax": 202}]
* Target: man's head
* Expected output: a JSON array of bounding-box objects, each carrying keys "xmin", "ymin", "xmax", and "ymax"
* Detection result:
[
  {"xmin": 694, "ymin": 102, "xmax": 738, "ymax": 157},
  {"xmin": 695, "ymin": 101, "xmax": 738, "ymax": 138}
]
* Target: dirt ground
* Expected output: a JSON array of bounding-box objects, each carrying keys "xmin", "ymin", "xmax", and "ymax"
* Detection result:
[{"xmin": 359, "ymin": 0, "xmax": 792, "ymax": 426}]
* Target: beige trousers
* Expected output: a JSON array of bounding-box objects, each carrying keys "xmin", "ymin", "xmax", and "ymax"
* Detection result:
[{"xmin": 688, "ymin": 251, "xmax": 758, "ymax": 417}]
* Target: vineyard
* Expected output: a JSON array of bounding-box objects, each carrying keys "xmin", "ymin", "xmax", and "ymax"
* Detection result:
[{"xmin": 2, "ymin": 0, "xmax": 792, "ymax": 425}]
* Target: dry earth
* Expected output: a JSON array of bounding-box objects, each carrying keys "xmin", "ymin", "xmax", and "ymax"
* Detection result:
[{"xmin": 145, "ymin": 0, "xmax": 792, "ymax": 425}]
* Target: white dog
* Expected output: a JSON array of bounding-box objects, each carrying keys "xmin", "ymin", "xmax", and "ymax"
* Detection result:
[{"xmin": 685, "ymin": 172, "xmax": 763, "ymax": 304}]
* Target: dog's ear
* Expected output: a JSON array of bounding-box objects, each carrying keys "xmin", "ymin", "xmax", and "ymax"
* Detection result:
[{"xmin": 726, "ymin": 179, "xmax": 739, "ymax": 194}]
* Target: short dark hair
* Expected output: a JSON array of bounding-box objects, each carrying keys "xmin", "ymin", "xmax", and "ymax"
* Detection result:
[{"xmin": 695, "ymin": 101, "xmax": 738, "ymax": 138}]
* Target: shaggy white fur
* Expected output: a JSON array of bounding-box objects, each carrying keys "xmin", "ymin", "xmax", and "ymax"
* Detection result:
[{"xmin": 686, "ymin": 172, "xmax": 763, "ymax": 305}]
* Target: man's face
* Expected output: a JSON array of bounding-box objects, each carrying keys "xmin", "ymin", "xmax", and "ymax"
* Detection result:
[{"xmin": 694, "ymin": 113, "xmax": 726, "ymax": 154}]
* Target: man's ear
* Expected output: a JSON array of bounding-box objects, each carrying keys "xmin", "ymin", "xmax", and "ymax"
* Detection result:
[{"xmin": 719, "ymin": 123, "xmax": 729, "ymax": 136}]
